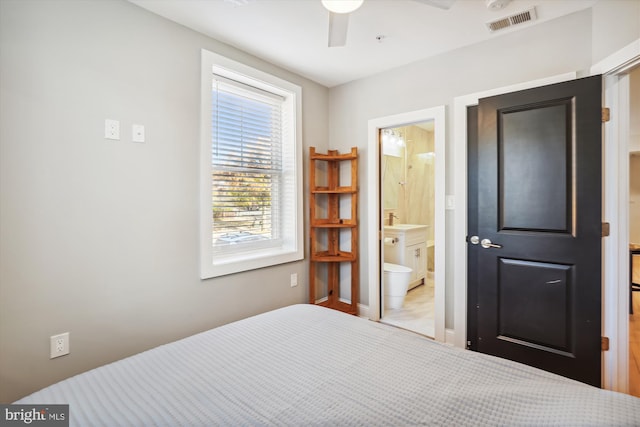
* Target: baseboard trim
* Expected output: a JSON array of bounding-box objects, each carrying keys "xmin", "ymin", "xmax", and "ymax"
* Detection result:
[
  {"xmin": 358, "ymin": 303, "xmax": 370, "ymax": 319},
  {"xmin": 445, "ymin": 328, "xmax": 456, "ymax": 346}
]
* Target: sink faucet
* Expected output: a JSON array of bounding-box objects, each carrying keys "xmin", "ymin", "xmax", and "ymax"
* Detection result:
[{"xmin": 388, "ymin": 212, "xmax": 399, "ymax": 226}]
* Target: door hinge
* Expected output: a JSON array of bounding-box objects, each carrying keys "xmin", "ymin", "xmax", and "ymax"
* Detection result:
[
  {"xmin": 602, "ymin": 222, "xmax": 610, "ymax": 237},
  {"xmin": 602, "ymin": 107, "xmax": 610, "ymax": 123},
  {"xmin": 601, "ymin": 336, "xmax": 610, "ymax": 351}
]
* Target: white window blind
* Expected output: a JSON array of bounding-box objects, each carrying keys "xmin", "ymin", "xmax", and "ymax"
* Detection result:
[{"xmin": 211, "ymin": 78, "xmax": 285, "ymax": 253}]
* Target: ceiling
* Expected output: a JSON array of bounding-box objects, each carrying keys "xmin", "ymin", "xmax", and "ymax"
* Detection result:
[{"xmin": 128, "ymin": 0, "xmax": 598, "ymax": 87}]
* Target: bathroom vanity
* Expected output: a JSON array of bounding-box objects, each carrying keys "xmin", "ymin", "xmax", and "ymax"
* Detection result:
[{"xmin": 384, "ymin": 224, "xmax": 428, "ymax": 290}]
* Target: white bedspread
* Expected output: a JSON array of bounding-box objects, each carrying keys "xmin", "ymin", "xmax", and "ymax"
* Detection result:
[{"xmin": 16, "ymin": 304, "xmax": 640, "ymax": 426}]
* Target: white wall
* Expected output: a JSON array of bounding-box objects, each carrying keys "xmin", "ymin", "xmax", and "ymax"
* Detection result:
[
  {"xmin": 631, "ymin": 66, "xmax": 640, "ymax": 244},
  {"xmin": 631, "ymin": 155, "xmax": 640, "ymax": 243},
  {"xmin": 328, "ymin": 9, "xmax": 594, "ymax": 328},
  {"xmin": 591, "ymin": 0, "xmax": 640, "ymax": 65},
  {"xmin": 0, "ymin": 0, "xmax": 328, "ymax": 402},
  {"xmin": 630, "ymin": 65, "xmax": 640, "ymax": 152}
]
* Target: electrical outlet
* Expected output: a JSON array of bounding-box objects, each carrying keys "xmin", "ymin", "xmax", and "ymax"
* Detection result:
[
  {"xmin": 290, "ymin": 273, "xmax": 298, "ymax": 287},
  {"xmin": 50, "ymin": 332, "xmax": 70, "ymax": 359}
]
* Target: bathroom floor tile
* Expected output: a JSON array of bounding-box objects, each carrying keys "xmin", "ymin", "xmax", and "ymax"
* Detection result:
[{"xmin": 381, "ymin": 279, "xmax": 435, "ymax": 337}]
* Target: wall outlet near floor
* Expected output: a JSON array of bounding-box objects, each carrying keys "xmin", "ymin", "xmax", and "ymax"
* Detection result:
[
  {"xmin": 50, "ymin": 332, "xmax": 70, "ymax": 359},
  {"xmin": 290, "ymin": 273, "xmax": 298, "ymax": 287}
]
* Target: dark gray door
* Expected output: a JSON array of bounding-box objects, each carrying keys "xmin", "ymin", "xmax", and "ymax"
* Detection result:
[{"xmin": 471, "ymin": 75, "xmax": 602, "ymax": 387}]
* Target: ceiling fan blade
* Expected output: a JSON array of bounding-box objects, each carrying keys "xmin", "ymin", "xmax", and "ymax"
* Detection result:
[
  {"xmin": 328, "ymin": 12, "xmax": 349, "ymax": 47},
  {"xmin": 412, "ymin": 0, "xmax": 455, "ymax": 10}
]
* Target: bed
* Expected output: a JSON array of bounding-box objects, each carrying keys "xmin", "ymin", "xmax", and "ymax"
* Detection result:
[{"xmin": 15, "ymin": 304, "xmax": 640, "ymax": 426}]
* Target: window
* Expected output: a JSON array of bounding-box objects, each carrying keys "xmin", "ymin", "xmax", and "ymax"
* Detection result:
[{"xmin": 200, "ymin": 50, "xmax": 303, "ymax": 279}]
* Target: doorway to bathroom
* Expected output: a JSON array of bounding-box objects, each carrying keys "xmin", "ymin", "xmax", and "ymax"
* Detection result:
[
  {"xmin": 380, "ymin": 123, "xmax": 436, "ymax": 337},
  {"xmin": 366, "ymin": 105, "xmax": 446, "ymax": 342}
]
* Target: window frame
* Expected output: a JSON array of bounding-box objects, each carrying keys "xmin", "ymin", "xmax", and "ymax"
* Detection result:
[{"xmin": 199, "ymin": 49, "xmax": 303, "ymax": 279}]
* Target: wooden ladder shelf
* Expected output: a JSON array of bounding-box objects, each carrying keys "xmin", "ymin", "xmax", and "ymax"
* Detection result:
[{"xmin": 309, "ymin": 147, "xmax": 359, "ymax": 315}]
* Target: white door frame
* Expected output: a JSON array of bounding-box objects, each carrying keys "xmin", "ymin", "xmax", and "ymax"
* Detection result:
[
  {"xmin": 367, "ymin": 106, "xmax": 446, "ymax": 343},
  {"xmin": 592, "ymin": 39, "xmax": 640, "ymax": 393}
]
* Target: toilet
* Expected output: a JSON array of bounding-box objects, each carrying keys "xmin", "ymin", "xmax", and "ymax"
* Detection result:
[{"xmin": 383, "ymin": 262, "xmax": 412, "ymax": 309}]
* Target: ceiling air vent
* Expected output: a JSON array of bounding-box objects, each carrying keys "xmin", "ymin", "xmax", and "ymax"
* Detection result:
[{"xmin": 486, "ymin": 7, "xmax": 537, "ymax": 33}]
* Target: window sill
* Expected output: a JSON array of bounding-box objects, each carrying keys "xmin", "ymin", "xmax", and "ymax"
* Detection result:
[{"xmin": 201, "ymin": 246, "xmax": 303, "ymax": 279}]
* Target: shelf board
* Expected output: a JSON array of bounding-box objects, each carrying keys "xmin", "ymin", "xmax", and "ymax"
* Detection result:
[
  {"xmin": 310, "ymin": 153, "xmax": 358, "ymax": 161},
  {"xmin": 313, "ymin": 300, "xmax": 357, "ymax": 315},
  {"xmin": 311, "ymin": 251, "xmax": 356, "ymax": 262},
  {"xmin": 311, "ymin": 223, "xmax": 356, "ymax": 228},
  {"xmin": 311, "ymin": 187, "xmax": 357, "ymax": 194}
]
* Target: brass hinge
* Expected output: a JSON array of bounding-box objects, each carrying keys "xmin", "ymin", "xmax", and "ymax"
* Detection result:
[
  {"xmin": 602, "ymin": 222, "xmax": 610, "ymax": 237},
  {"xmin": 601, "ymin": 336, "xmax": 610, "ymax": 351},
  {"xmin": 602, "ymin": 107, "xmax": 610, "ymax": 123}
]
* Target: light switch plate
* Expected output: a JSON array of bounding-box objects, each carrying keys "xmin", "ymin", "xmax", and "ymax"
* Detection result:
[
  {"xmin": 132, "ymin": 124, "xmax": 145, "ymax": 143},
  {"xmin": 105, "ymin": 119, "xmax": 120, "ymax": 140},
  {"xmin": 446, "ymin": 195, "xmax": 455, "ymax": 210}
]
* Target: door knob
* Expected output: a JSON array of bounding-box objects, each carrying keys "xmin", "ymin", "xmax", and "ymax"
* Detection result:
[
  {"xmin": 469, "ymin": 235, "xmax": 480, "ymax": 245},
  {"xmin": 481, "ymin": 238, "xmax": 502, "ymax": 249}
]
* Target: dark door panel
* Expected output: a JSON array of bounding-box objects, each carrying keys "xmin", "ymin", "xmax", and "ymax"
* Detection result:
[
  {"xmin": 466, "ymin": 105, "xmax": 479, "ymax": 351},
  {"xmin": 500, "ymin": 101, "xmax": 573, "ymax": 233},
  {"xmin": 497, "ymin": 258, "xmax": 572, "ymax": 353},
  {"xmin": 473, "ymin": 75, "xmax": 602, "ymax": 387}
]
